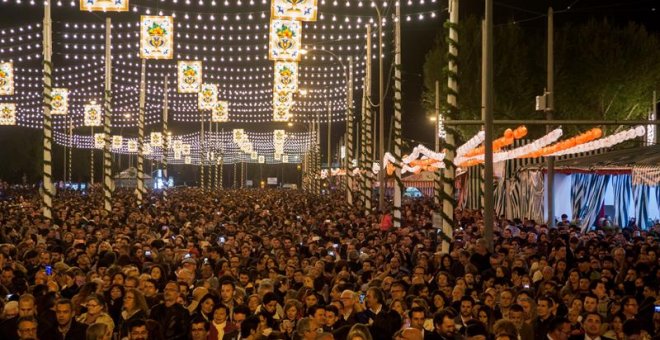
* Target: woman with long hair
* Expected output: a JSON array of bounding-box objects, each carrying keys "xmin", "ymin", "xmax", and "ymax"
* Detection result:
[
  {"xmin": 279, "ymin": 300, "xmax": 302, "ymax": 339},
  {"xmin": 347, "ymin": 323, "xmax": 373, "ymax": 340},
  {"xmin": 77, "ymin": 294, "xmax": 115, "ymax": 334},
  {"xmin": 118, "ymin": 289, "xmax": 149, "ymax": 339},
  {"xmin": 191, "ymin": 293, "xmax": 219, "ymax": 324},
  {"xmin": 104, "ymin": 284, "xmax": 124, "ymax": 329}
]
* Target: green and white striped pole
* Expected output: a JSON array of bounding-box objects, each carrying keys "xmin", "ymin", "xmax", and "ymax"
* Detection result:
[
  {"xmin": 441, "ymin": 0, "xmax": 460, "ymax": 249},
  {"xmin": 136, "ymin": 59, "xmax": 146, "ymax": 204},
  {"xmin": 102, "ymin": 17, "xmax": 113, "ymax": 212},
  {"xmin": 346, "ymin": 57, "xmax": 354, "ymax": 206},
  {"xmin": 392, "ymin": 1, "xmax": 403, "ymax": 227},
  {"xmin": 363, "ymin": 25, "xmax": 373, "ymax": 213},
  {"xmin": 42, "ymin": 0, "xmax": 53, "ymax": 220},
  {"xmin": 200, "ymin": 112, "xmax": 205, "ymax": 190},
  {"xmin": 162, "ymin": 75, "xmax": 169, "ymax": 198}
]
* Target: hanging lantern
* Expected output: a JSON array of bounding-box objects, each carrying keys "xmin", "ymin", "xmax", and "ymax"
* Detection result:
[
  {"xmin": 177, "ymin": 60, "xmax": 202, "ymax": 93},
  {"xmin": 184, "ymin": 156, "xmax": 191, "ymax": 164},
  {"xmin": 282, "ymin": 155, "xmax": 289, "ymax": 163},
  {"xmin": 258, "ymin": 155, "xmax": 265, "ymax": 163},
  {"xmin": 139, "ymin": 16, "xmax": 174, "ymax": 60}
]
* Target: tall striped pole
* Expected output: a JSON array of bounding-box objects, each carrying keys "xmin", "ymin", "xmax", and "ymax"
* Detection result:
[
  {"xmin": 392, "ymin": 1, "xmax": 403, "ymax": 227},
  {"xmin": 90, "ymin": 126, "xmax": 95, "ymax": 185},
  {"xmin": 136, "ymin": 59, "xmax": 146, "ymax": 204},
  {"xmin": 363, "ymin": 25, "xmax": 373, "ymax": 213},
  {"xmin": 102, "ymin": 17, "xmax": 113, "ymax": 212},
  {"xmin": 162, "ymin": 75, "xmax": 169, "ymax": 197},
  {"xmin": 42, "ymin": 0, "xmax": 54, "ymax": 220},
  {"xmin": 68, "ymin": 118, "xmax": 73, "ymax": 183},
  {"xmin": 346, "ymin": 57, "xmax": 354, "ymax": 206},
  {"xmin": 240, "ymin": 162, "xmax": 244, "ymax": 189},
  {"xmin": 207, "ymin": 118, "xmax": 212, "ymax": 190},
  {"xmin": 218, "ymin": 128, "xmax": 223, "ymax": 190},
  {"xmin": 434, "ymin": 81, "xmax": 442, "ymax": 206},
  {"xmin": 440, "ymin": 0, "xmax": 459, "ymax": 240},
  {"xmin": 200, "ymin": 112, "xmax": 205, "ymax": 190}
]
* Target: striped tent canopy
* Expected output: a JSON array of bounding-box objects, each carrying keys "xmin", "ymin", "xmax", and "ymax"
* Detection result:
[
  {"xmin": 402, "ymin": 171, "xmax": 436, "ymax": 198},
  {"xmin": 549, "ymin": 144, "xmax": 660, "ymax": 174}
]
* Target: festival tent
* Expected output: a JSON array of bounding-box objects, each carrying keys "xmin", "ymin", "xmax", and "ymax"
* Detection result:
[
  {"xmin": 506, "ymin": 144, "xmax": 660, "ymax": 230},
  {"xmin": 114, "ymin": 167, "xmax": 153, "ymax": 189},
  {"xmin": 401, "ymin": 171, "xmax": 436, "ymax": 198}
]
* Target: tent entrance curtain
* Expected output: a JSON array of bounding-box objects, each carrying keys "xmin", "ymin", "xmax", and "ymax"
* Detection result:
[
  {"xmin": 633, "ymin": 185, "xmax": 650, "ymax": 229},
  {"xmin": 571, "ymin": 173, "xmax": 610, "ymax": 231},
  {"xmin": 504, "ymin": 171, "xmax": 544, "ymax": 222},
  {"xmin": 611, "ymin": 175, "xmax": 632, "ymax": 228}
]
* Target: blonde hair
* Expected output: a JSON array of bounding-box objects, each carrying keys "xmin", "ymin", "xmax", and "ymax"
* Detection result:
[
  {"xmin": 86, "ymin": 323, "xmax": 108, "ymax": 340},
  {"xmin": 347, "ymin": 323, "xmax": 373, "ymax": 340}
]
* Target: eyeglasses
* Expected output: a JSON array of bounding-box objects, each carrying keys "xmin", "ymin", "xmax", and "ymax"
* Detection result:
[{"xmin": 87, "ymin": 303, "xmax": 100, "ymax": 308}]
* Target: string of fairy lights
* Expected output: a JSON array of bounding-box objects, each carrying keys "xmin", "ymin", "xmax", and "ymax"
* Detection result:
[{"xmin": 0, "ymin": 0, "xmax": 442, "ymax": 163}]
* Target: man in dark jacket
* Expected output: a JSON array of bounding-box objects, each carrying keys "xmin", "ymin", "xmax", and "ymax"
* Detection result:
[
  {"xmin": 356, "ymin": 287, "xmax": 402, "ymax": 340},
  {"xmin": 149, "ymin": 281, "xmax": 190, "ymax": 340},
  {"xmin": 49, "ymin": 298, "xmax": 88, "ymax": 340}
]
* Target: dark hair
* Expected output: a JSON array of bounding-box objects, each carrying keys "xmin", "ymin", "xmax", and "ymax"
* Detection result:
[
  {"xmin": 55, "ymin": 298, "xmax": 74, "ymax": 309},
  {"xmin": 190, "ymin": 316, "xmax": 210, "ymax": 330},
  {"xmin": 324, "ymin": 304, "xmax": 339, "ymax": 316},
  {"xmin": 409, "ymin": 306, "xmax": 426, "ymax": 318},
  {"xmin": 433, "ymin": 309, "xmax": 455, "ymax": 327},
  {"xmin": 547, "ymin": 317, "xmax": 569, "ymax": 334},
  {"xmin": 367, "ymin": 287, "xmax": 385, "ymax": 305},
  {"xmin": 127, "ymin": 318, "xmax": 147, "ymax": 333},
  {"xmin": 306, "ymin": 304, "xmax": 325, "ymax": 317},
  {"xmin": 241, "ymin": 316, "xmax": 260, "ymax": 336}
]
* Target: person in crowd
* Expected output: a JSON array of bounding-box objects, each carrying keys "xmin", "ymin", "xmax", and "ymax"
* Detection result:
[
  {"xmin": 52, "ymin": 298, "xmax": 88, "ymax": 340},
  {"xmin": 0, "ymin": 187, "xmax": 657, "ymax": 340},
  {"xmin": 85, "ymin": 322, "xmax": 112, "ymax": 340},
  {"xmin": 149, "ymin": 281, "xmax": 190, "ymax": 340}
]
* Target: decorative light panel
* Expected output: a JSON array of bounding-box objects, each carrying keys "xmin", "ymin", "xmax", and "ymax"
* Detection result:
[
  {"xmin": 140, "ymin": 16, "xmax": 174, "ymax": 60},
  {"xmin": 177, "ymin": 60, "xmax": 202, "ymax": 93},
  {"xmin": 198, "ymin": 83, "xmax": 218, "ymax": 110},
  {"xmin": 94, "ymin": 133, "xmax": 105, "ymax": 149},
  {"xmin": 0, "ymin": 62, "xmax": 14, "ymax": 95},
  {"xmin": 269, "ymin": 19, "xmax": 302, "ymax": 61},
  {"xmin": 150, "ymin": 132, "xmax": 163, "ymax": 147},
  {"xmin": 80, "ymin": 0, "xmax": 129, "ymax": 12},
  {"xmin": 127, "ymin": 139, "xmax": 138, "ymax": 152},
  {"xmin": 51, "ymin": 88, "xmax": 69, "ymax": 115},
  {"xmin": 112, "ymin": 135, "xmax": 123, "ymax": 149},
  {"xmin": 211, "ymin": 100, "xmax": 229, "ymax": 122},
  {"xmin": 271, "ymin": 0, "xmax": 318, "ymax": 22},
  {"xmin": 0, "ymin": 103, "xmax": 17, "ymax": 125},
  {"xmin": 273, "ymin": 61, "xmax": 298, "ymax": 92},
  {"xmin": 83, "ymin": 104, "xmax": 102, "ymax": 126}
]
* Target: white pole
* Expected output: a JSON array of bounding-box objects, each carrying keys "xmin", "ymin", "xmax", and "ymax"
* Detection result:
[{"xmin": 346, "ymin": 57, "xmax": 354, "ymax": 206}]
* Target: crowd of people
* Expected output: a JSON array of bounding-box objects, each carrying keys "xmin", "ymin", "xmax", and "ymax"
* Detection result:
[{"xmin": 0, "ymin": 183, "xmax": 658, "ymax": 340}]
